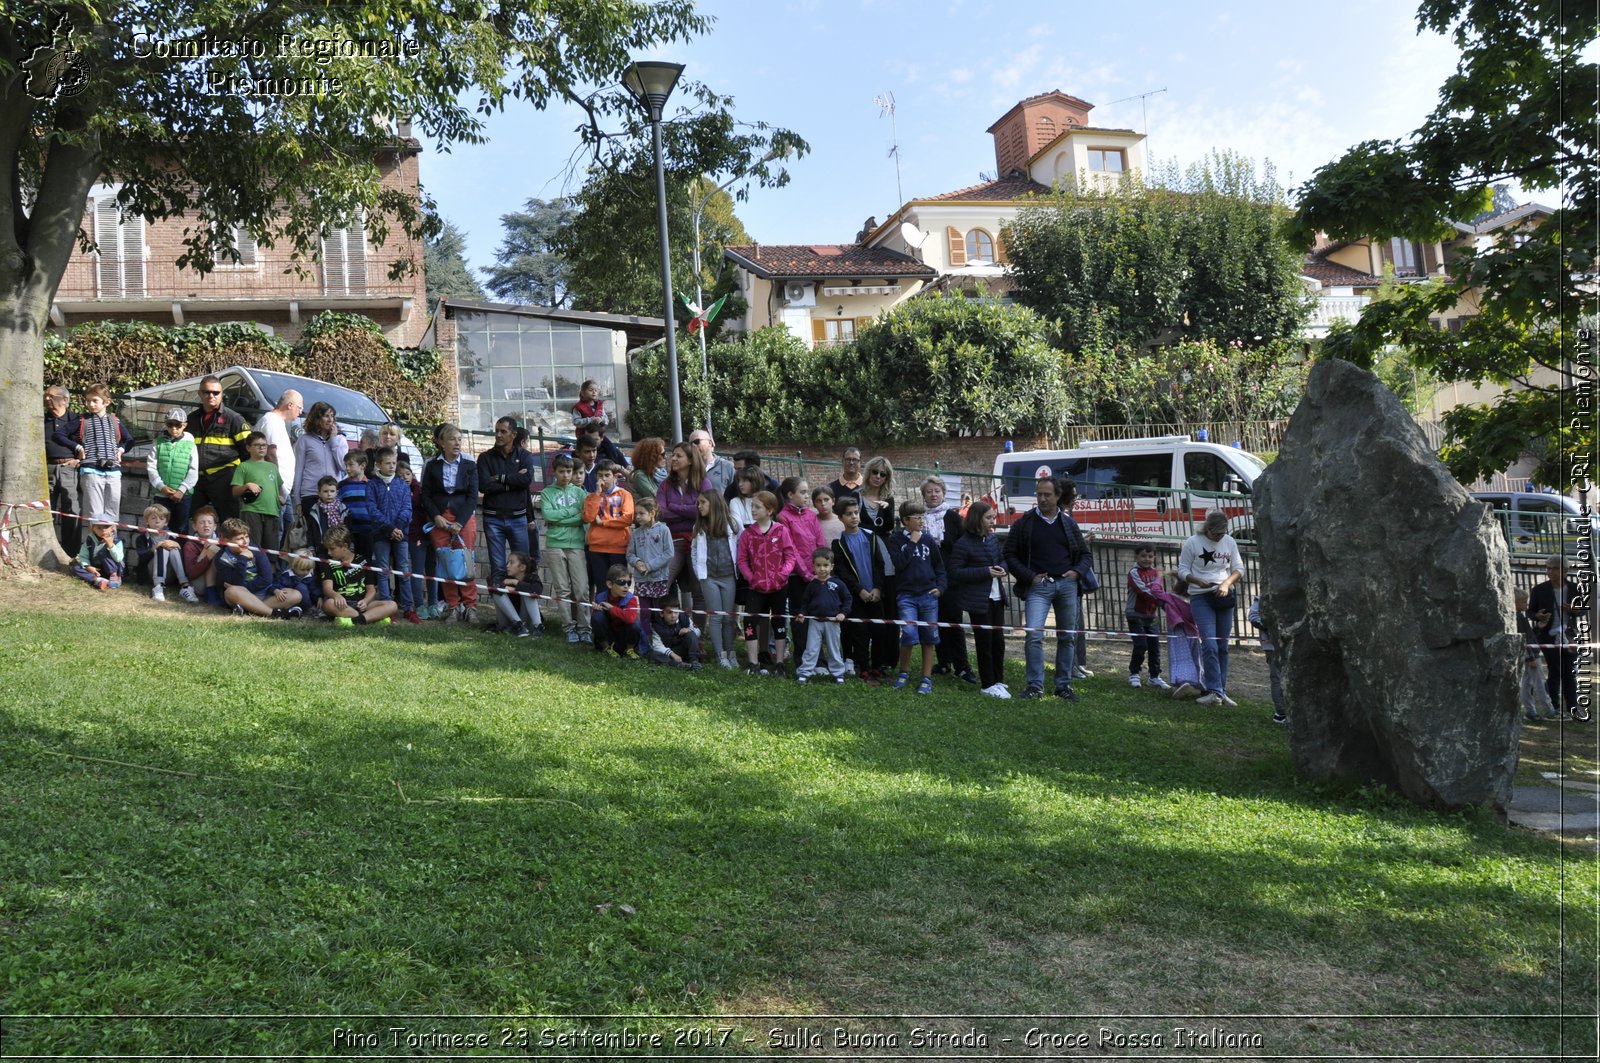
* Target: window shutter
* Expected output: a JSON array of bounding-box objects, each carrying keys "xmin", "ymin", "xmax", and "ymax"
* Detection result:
[
  {"xmin": 322, "ymin": 229, "xmax": 347, "ymax": 293},
  {"xmin": 232, "ymin": 225, "xmax": 257, "ymax": 267},
  {"xmin": 811, "ymin": 318, "xmax": 827, "ymax": 345},
  {"xmin": 994, "ymin": 231, "xmax": 1009, "ymax": 265},
  {"xmin": 347, "ymin": 209, "xmax": 367, "ymax": 291},
  {"xmin": 95, "ymin": 198, "xmax": 122, "ymax": 296},
  {"xmin": 854, "ymin": 316, "xmax": 873, "ymax": 333},
  {"xmin": 121, "ymin": 215, "xmax": 145, "ymax": 295},
  {"xmin": 946, "ymin": 226, "xmax": 967, "ymax": 267},
  {"xmin": 322, "ymin": 208, "xmax": 367, "ymax": 293}
]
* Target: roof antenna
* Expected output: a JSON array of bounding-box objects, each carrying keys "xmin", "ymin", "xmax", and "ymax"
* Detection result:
[
  {"xmin": 1103, "ymin": 87, "xmax": 1166, "ymax": 159},
  {"xmin": 874, "ymin": 92, "xmax": 903, "ymax": 206}
]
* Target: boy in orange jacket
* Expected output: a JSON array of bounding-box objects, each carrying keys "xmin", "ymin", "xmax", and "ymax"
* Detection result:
[{"xmin": 582, "ymin": 459, "xmax": 634, "ymax": 599}]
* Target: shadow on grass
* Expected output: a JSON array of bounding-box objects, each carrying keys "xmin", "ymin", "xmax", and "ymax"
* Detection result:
[{"xmin": 2, "ymin": 609, "xmax": 1593, "ymax": 1058}]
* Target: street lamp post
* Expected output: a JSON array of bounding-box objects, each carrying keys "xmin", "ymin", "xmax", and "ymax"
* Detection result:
[{"xmin": 623, "ymin": 60, "xmax": 686, "ymax": 444}]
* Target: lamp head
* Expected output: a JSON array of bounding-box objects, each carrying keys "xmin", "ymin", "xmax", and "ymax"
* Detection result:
[{"xmin": 623, "ymin": 61, "xmax": 685, "ymax": 119}]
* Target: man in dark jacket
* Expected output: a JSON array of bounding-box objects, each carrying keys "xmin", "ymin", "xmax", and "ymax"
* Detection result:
[
  {"xmin": 185, "ymin": 375, "xmax": 251, "ymax": 521},
  {"xmin": 478, "ymin": 418, "xmax": 538, "ymax": 589},
  {"xmin": 1003, "ymin": 475, "xmax": 1091, "ymax": 701},
  {"xmin": 1529, "ymin": 556, "xmax": 1590, "ymax": 722},
  {"xmin": 44, "ymin": 386, "xmax": 82, "ymax": 555}
]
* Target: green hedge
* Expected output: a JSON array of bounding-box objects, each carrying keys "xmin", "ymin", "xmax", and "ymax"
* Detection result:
[{"xmin": 44, "ymin": 314, "xmax": 453, "ymax": 428}]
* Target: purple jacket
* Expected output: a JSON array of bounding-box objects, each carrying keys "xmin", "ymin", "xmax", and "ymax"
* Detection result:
[{"xmin": 656, "ymin": 477, "xmax": 702, "ymax": 539}]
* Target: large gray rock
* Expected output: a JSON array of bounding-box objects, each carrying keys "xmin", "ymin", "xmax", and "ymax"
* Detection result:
[{"xmin": 1255, "ymin": 359, "xmax": 1520, "ymax": 810}]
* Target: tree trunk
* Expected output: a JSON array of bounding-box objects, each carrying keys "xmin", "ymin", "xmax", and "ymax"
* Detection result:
[{"xmin": 0, "ymin": 281, "xmax": 65, "ymax": 570}]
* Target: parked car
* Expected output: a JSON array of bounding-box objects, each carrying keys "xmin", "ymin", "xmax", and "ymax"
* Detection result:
[
  {"xmin": 992, "ymin": 435, "xmax": 1263, "ymax": 539},
  {"xmin": 119, "ymin": 366, "xmax": 422, "ymax": 467},
  {"xmin": 1471, "ymin": 490, "xmax": 1597, "ymax": 559}
]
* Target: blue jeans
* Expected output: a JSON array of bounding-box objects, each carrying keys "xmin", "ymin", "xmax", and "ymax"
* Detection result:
[
  {"xmin": 896, "ymin": 590, "xmax": 941, "ymax": 646},
  {"xmin": 484, "ymin": 513, "xmax": 531, "ymax": 587},
  {"xmin": 1191, "ymin": 590, "xmax": 1235, "ymax": 694},
  {"xmin": 371, "ymin": 535, "xmax": 413, "ymax": 610},
  {"xmin": 1024, "ymin": 575, "xmax": 1080, "ymax": 693},
  {"xmin": 408, "ymin": 540, "xmax": 434, "ymax": 611}
]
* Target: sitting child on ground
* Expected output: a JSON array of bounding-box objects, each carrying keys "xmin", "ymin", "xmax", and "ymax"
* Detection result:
[
  {"xmin": 316, "ymin": 526, "xmax": 397, "ymax": 627},
  {"xmin": 271, "ymin": 550, "xmax": 319, "ymax": 619},
  {"xmin": 214, "ymin": 518, "xmax": 302, "ymax": 619},
  {"xmin": 649, "ymin": 601, "xmax": 703, "ymax": 669},
  {"xmin": 134, "ymin": 503, "xmax": 196, "ymax": 602},
  {"xmin": 72, "ymin": 512, "xmax": 125, "ymax": 591},
  {"xmin": 591, "ymin": 563, "xmax": 643, "ymax": 658},
  {"xmin": 491, "ymin": 550, "xmax": 545, "ymax": 637},
  {"xmin": 180, "ymin": 506, "xmax": 224, "ymax": 605},
  {"xmin": 1514, "ymin": 586, "xmax": 1559, "ymax": 722}
]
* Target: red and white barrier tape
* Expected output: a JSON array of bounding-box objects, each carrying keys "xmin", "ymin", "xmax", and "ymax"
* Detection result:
[{"xmin": 14, "ymin": 503, "xmax": 1600, "ymax": 651}]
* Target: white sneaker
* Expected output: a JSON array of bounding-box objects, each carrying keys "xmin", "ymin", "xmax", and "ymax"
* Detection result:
[
  {"xmin": 151, "ymin": 584, "xmax": 166, "ymax": 602},
  {"xmin": 178, "ymin": 584, "xmax": 198, "ymax": 604},
  {"xmin": 719, "ymin": 653, "xmax": 738, "ymax": 670},
  {"xmin": 1219, "ymin": 692, "xmax": 1238, "ymax": 707},
  {"xmin": 1127, "ymin": 673, "xmax": 1141, "ymax": 689},
  {"xmin": 1073, "ymin": 665, "xmax": 1094, "ymax": 679},
  {"xmin": 1148, "ymin": 676, "xmax": 1171, "ymax": 690},
  {"xmin": 1196, "ymin": 692, "xmax": 1221, "ymax": 706},
  {"xmin": 981, "ymin": 683, "xmax": 1006, "ymax": 698}
]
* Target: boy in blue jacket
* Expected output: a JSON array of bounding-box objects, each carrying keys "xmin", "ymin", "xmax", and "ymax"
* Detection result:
[
  {"xmin": 214, "ymin": 518, "xmax": 302, "ymax": 619},
  {"xmin": 888, "ymin": 500, "xmax": 947, "ymax": 694},
  {"xmin": 367, "ymin": 447, "xmax": 414, "ymax": 615},
  {"xmin": 796, "ymin": 548, "xmax": 851, "ymax": 683}
]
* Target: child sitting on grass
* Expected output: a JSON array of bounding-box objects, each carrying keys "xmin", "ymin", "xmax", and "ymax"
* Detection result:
[
  {"xmin": 591, "ymin": 563, "xmax": 643, "ymax": 658},
  {"xmin": 72, "ymin": 512, "xmax": 125, "ymax": 591},
  {"xmin": 316, "ymin": 526, "xmax": 396, "ymax": 627},
  {"xmin": 180, "ymin": 506, "xmax": 224, "ymax": 606},
  {"xmin": 649, "ymin": 601, "xmax": 702, "ymax": 669},
  {"xmin": 214, "ymin": 518, "xmax": 302, "ymax": 619},
  {"xmin": 491, "ymin": 550, "xmax": 545, "ymax": 637},
  {"xmin": 135, "ymin": 503, "xmax": 195, "ymax": 602}
]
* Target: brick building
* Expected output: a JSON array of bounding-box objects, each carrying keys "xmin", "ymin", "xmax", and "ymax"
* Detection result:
[{"xmin": 51, "ymin": 140, "xmax": 429, "ymax": 348}]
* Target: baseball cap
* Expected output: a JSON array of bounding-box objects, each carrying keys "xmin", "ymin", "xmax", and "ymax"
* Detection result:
[{"xmin": 164, "ymin": 407, "xmax": 186, "ymax": 424}]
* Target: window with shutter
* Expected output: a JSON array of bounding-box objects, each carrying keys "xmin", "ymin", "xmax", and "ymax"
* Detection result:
[
  {"xmin": 946, "ymin": 226, "xmax": 967, "ymax": 267},
  {"xmin": 811, "ymin": 319, "xmax": 828, "ymax": 346},
  {"xmin": 93, "ymin": 195, "xmax": 145, "ymax": 297},
  {"xmin": 322, "ymin": 209, "xmax": 367, "ymax": 294},
  {"xmin": 222, "ymin": 224, "xmax": 257, "ymax": 267}
]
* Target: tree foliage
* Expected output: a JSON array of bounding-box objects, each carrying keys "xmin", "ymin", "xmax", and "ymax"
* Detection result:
[
  {"xmin": 1005, "ymin": 153, "xmax": 1312, "ymax": 353},
  {"xmin": 423, "ymin": 216, "xmax": 486, "ymax": 311},
  {"xmin": 482, "ymin": 197, "xmax": 574, "ymax": 306},
  {"xmin": 629, "ymin": 297, "xmax": 1069, "ymax": 444},
  {"xmin": 0, "ymin": 0, "xmax": 707, "ymax": 563},
  {"xmin": 1287, "ymin": 0, "xmax": 1597, "ymax": 487}
]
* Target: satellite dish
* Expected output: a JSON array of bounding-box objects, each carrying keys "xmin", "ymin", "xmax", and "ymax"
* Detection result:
[{"xmin": 899, "ymin": 222, "xmax": 927, "ymax": 248}]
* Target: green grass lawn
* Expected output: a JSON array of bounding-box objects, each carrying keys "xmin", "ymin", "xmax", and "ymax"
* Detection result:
[{"xmin": 1, "ymin": 588, "xmax": 1595, "ymax": 1059}]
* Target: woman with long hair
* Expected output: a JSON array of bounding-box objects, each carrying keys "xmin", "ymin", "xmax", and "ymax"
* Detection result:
[
  {"xmin": 291, "ymin": 401, "xmax": 348, "ymax": 525},
  {"xmin": 628, "ymin": 437, "xmax": 667, "ymax": 500},
  {"xmin": 658, "ymin": 441, "xmax": 708, "ymax": 620}
]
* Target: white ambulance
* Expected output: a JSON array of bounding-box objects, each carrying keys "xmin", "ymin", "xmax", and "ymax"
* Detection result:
[{"xmin": 992, "ymin": 435, "xmax": 1265, "ymax": 538}]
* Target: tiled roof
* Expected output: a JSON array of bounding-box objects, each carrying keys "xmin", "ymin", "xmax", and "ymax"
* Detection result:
[
  {"xmin": 926, "ymin": 176, "xmax": 1052, "ymax": 202},
  {"xmin": 723, "ymin": 244, "xmax": 936, "ymax": 279},
  {"xmin": 1301, "ymin": 252, "xmax": 1381, "ymax": 289}
]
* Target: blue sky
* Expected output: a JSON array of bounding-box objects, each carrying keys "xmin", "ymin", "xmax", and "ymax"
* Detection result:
[{"xmin": 422, "ymin": 0, "xmax": 1463, "ymax": 278}]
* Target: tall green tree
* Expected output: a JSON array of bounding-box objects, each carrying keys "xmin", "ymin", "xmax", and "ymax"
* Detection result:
[
  {"xmin": 482, "ymin": 197, "xmax": 574, "ymax": 306},
  {"xmin": 1288, "ymin": 0, "xmax": 1596, "ymax": 487},
  {"xmin": 1005, "ymin": 152, "xmax": 1312, "ymax": 352},
  {"xmin": 555, "ymin": 84, "xmax": 806, "ymax": 317},
  {"xmin": 423, "ymin": 215, "xmax": 486, "ymax": 312},
  {"xmin": 0, "ymin": 0, "xmax": 705, "ymax": 565}
]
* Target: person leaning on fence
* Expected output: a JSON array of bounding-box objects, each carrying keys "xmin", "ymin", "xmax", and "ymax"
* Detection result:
[
  {"xmin": 1178, "ymin": 510, "xmax": 1245, "ymax": 708},
  {"xmin": 1003, "ymin": 475, "xmax": 1091, "ymax": 702},
  {"xmin": 421, "ymin": 425, "xmax": 480, "ymax": 624},
  {"xmin": 44, "ymin": 385, "xmax": 83, "ymax": 555},
  {"xmin": 950, "ymin": 500, "xmax": 1010, "ymax": 699}
]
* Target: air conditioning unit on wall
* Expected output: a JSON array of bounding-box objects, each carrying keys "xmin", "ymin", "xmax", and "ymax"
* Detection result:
[{"xmin": 782, "ymin": 281, "xmax": 816, "ymax": 307}]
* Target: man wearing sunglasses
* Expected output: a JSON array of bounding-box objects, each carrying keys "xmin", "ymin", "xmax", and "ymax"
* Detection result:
[{"xmin": 184, "ymin": 375, "xmax": 253, "ymax": 521}]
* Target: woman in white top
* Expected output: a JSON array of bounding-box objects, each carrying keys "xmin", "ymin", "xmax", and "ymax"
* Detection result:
[{"xmin": 1178, "ymin": 510, "xmax": 1246, "ymax": 706}]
